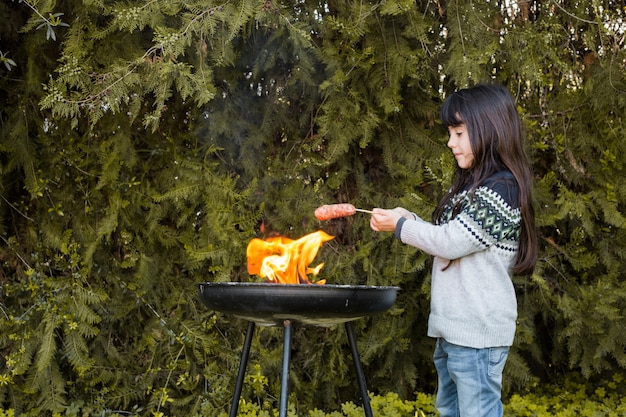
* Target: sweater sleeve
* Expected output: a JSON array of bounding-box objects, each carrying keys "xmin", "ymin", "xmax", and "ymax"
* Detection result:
[
  {"xmin": 396, "ymin": 183, "xmax": 521, "ymax": 260},
  {"xmin": 397, "ymin": 214, "xmax": 485, "ymax": 260}
]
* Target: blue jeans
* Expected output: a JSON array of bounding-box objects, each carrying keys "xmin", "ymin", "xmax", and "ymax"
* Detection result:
[{"xmin": 433, "ymin": 338, "xmax": 509, "ymax": 417}]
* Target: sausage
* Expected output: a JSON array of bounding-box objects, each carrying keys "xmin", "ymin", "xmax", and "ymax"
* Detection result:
[{"xmin": 314, "ymin": 203, "xmax": 357, "ymax": 220}]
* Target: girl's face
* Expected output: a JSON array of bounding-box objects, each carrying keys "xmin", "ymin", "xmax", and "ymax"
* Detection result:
[{"xmin": 447, "ymin": 123, "xmax": 474, "ymax": 169}]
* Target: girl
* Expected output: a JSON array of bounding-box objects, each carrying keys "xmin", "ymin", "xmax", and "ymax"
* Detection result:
[{"xmin": 370, "ymin": 83, "xmax": 537, "ymax": 417}]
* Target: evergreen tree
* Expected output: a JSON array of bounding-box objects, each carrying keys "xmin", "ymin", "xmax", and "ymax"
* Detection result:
[{"xmin": 0, "ymin": 0, "xmax": 625, "ymax": 415}]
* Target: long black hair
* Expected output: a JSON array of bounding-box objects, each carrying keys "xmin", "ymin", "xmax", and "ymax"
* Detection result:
[{"xmin": 433, "ymin": 83, "xmax": 538, "ymax": 275}]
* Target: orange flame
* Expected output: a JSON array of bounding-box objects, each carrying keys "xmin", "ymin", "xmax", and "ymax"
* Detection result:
[{"xmin": 246, "ymin": 230, "xmax": 334, "ymax": 284}]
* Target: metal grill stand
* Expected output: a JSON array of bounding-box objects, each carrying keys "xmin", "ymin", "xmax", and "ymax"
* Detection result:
[
  {"xmin": 228, "ymin": 320, "xmax": 374, "ymax": 417},
  {"xmin": 196, "ymin": 283, "xmax": 398, "ymax": 417}
]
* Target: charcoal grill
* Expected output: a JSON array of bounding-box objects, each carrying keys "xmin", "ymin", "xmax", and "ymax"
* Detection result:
[{"xmin": 197, "ymin": 282, "xmax": 399, "ymax": 417}]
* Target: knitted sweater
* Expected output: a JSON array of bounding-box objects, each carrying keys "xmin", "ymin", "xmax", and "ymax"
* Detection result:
[{"xmin": 395, "ymin": 170, "xmax": 521, "ymax": 348}]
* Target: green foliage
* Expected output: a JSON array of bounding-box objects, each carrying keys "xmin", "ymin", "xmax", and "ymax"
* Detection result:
[
  {"xmin": 0, "ymin": 373, "xmax": 623, "ymax": 416},
  {"xmin": 0, "ymin": 51, "xmax": 17, "ymax": 72},
  {"xmin": 1, "ymin": 0, "xmax": 626, "ymax": 415},
  {"xmin": 504, "ymin": 373, "xmax": 626, "ymax": 417}
]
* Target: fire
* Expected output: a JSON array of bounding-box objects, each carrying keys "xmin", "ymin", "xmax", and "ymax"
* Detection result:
[{"xmin": 246, "ymin": 230, "xmax": 334, "ymax": 284}]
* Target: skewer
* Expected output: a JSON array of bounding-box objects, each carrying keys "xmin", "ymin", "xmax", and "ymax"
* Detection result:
[{"xmin": 354, "ymin": 208, "xmax": 373, "ymax": 214}]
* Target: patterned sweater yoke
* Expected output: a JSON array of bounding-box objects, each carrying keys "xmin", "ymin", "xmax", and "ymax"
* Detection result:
[{"xmin": 452, "ymin": 172, "xmax": 521, "ymax": 254}]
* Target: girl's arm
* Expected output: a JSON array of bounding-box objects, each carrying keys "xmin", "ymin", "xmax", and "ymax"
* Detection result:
[
  {"xmin": 397, "ymin": 217, "xmax": 484, "ymax": 260},
  {"xmin": 371, "ymin": 184, "xmax": 519, "ymax": 260}
]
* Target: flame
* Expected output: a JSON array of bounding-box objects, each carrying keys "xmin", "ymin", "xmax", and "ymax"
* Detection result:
[{"xmin": 246, "ymin": 230, "xmax": 334, "ymax": 284}]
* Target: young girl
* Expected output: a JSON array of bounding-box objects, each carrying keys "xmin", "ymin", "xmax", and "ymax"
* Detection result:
[{"xmin": 370, "ymin": 83, "xmax": 537, "ymax": 417}]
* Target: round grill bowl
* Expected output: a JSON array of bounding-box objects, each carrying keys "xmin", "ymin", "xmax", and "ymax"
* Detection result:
[{"xmin": 197, "ymin": 282, "xmax": 399, "ymax": 326}]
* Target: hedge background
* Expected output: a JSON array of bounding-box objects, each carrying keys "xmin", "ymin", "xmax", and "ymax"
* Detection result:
[{"xmin": 0, "ymin": 0, "xmax": 625, "ymax": 415}]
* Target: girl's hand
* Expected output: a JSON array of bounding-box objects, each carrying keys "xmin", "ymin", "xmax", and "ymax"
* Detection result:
[
  {"xmin": 370, "ymin": 208, "xmax": 404, "ymax": 232},
  {"xmin": 391, "ymin": 207, "xmax": 414, "ymax": 219}
]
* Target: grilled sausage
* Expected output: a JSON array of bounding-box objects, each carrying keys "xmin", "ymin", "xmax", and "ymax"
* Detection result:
[{"xmin": 314, "ymin": 203, "xmax": 357, "ymax": 220}]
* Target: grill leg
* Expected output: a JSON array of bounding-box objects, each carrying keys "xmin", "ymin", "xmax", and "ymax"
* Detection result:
[
  {"xmin": 279, "ymin": 320, "xmax": 292, "ymax": 417},
  {"xmin": 229, "ymin": 321, "xmax": 256, "ymax": 417},
  {"xmin": 345, "ymin": 322, "xmax": 373, "ymax": 417}
]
